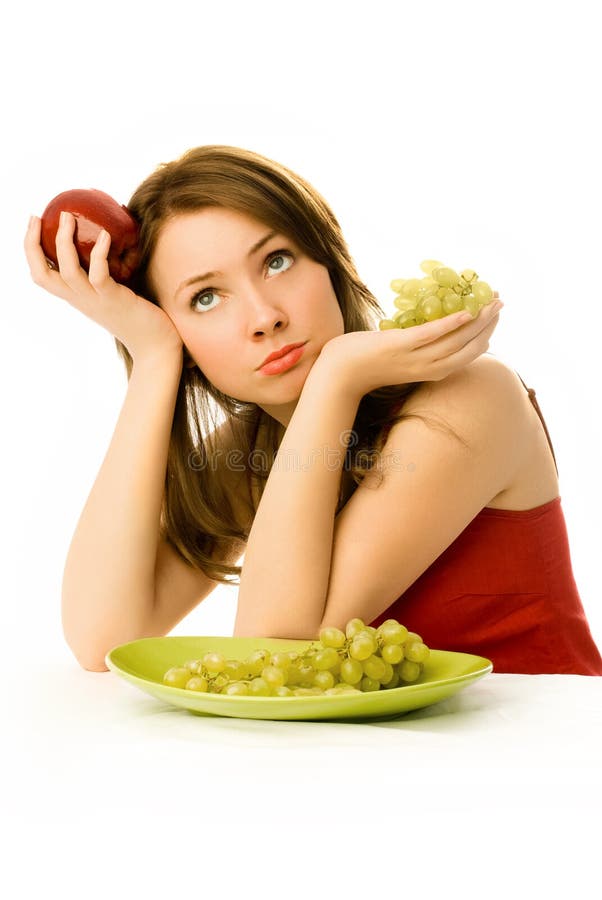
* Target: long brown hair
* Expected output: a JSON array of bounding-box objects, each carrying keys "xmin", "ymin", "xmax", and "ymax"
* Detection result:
[{"xmin": 117, "ymin": 145, "xmax": 462, "ymax": 585}]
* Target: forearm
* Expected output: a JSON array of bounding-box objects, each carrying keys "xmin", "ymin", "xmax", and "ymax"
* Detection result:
[
  {"xmin": 61, "ymin": 350, "xmax": 183, "ymax": 668},
  {"xmin": 234, "ymin": 363, "xmax": 361, "ymax": 639}
]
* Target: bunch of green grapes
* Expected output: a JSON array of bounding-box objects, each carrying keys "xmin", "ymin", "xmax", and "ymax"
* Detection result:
[
  {"xmin": 379, "ymin": 259, "xmax": 494, "ymax": 330},
  {"xmin": 162, "ymin": 617, "xmax": 431, "ymax": 698}
]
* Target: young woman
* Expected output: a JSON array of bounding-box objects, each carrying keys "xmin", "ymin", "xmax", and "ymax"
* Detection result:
[{"xmin": 24, "ymin": 145, "xmax": 602, "ymax": 676}]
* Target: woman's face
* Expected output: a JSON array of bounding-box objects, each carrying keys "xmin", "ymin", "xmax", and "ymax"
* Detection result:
[{"xmin": 149, "ymin": 206, "xmax": 345, "ymax": 426}]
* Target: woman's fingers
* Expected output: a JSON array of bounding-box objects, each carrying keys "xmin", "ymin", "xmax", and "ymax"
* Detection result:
[
  {"xmin": 54, "ymin": 212, "xmax": 97, "ymax": 296},
  {"xmin": 431, "ymin": 311, "xmax": 500, "ymax": 375},
  {"xmin": 87, "ymin": 228, "xmax": 113, "ymax": 292},
  {"xmin": 25, "ymin": 213, "xmax": 118, "ymax": 314},
  {"xmin": 24, "ymin": 216, "xmax": 71, "ymax": 298},
  {"xmin": 412, "ymin": 298, "xmax": 501, "ymax": 349}
]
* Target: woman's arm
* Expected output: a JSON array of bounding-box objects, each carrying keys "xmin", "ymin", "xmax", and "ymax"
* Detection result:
[
  {"xmin": 61, "ymin": 350, "xmax": 184, "ymax": 669},
  {"xmin": 233, "ymin": 363, "xmax": 359, "ymax": 638},
  {"xmin": 233, "ymin": 303, "xmax": 503, "ymax": 640}
]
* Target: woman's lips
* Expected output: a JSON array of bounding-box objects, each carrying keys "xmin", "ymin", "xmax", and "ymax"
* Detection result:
[{"xmin": 258, "ymin": 344, "xmax": 306, "ymax": 376}]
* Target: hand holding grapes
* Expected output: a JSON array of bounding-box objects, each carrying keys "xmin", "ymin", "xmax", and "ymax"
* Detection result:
[
  {"xmin": 318, "ymin": 297, "xmax": 502, "ymax": 398},
  {"xmin": 24, "ymin": 212, "xmax": 184, "ymax": 365}
]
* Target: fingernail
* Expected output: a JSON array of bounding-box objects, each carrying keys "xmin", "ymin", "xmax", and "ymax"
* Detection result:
[{"xmin": 28, "ymin": 215, "xmax": 35, "ymax": 229}]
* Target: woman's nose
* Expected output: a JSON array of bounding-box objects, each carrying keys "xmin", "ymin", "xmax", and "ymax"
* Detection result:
[{"xmin": 245, "ymin": 290, "xmax": 289, "ymax": 335}]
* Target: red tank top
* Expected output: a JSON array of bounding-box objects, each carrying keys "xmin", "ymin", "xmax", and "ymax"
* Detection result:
[{"xmin": 369, "ymin": 374, "xmax": 602, "ymax": 676}]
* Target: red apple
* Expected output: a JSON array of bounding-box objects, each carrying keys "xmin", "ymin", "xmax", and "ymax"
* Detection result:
[{"xmin": 40, "ymin": 188, "xmax": 141, "ymax": 284}]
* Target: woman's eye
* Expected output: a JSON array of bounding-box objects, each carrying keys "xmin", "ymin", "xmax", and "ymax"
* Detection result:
[
  {"xmin": 266, "ymin": 250, "xmax": 294, "ymax": 274},
  {"xmin": 189, "ymin": 249, "xmax": 294, "ymax": 312}
]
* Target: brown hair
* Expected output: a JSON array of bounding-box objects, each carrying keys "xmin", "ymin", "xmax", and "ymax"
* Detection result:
[{"xmin": 117, "ymin": 145, "xmax": 462, "ymax": 585}]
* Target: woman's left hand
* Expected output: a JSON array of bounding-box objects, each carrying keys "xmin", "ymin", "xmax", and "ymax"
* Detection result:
[{"xmin": 316, "ymin": 296, "xmax": 502, "ymax": 399}]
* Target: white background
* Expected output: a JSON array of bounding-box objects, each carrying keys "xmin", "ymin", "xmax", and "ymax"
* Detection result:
[{"xmin": 2, "ymin": 0, "xmax": 601, "ymax": 894}]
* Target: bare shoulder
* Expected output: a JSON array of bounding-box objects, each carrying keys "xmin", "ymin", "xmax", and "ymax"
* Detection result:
[
  {"xmin": 374, "ymin": 354, "xmax": 534, "ymax": 503},
  {"xmin": 398, "ymin": 354, "xmax": 528, "ymax": 437}
]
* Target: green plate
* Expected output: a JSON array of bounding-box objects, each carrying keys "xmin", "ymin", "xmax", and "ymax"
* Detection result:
[{"xmin": 105, "ymin": 636, "xmax": 493, "ymax": 721}]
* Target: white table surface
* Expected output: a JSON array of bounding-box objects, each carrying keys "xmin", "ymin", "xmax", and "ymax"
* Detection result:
[{"xmin": 4, "ymin": 647, "xmax": 601, "ymax": 899}]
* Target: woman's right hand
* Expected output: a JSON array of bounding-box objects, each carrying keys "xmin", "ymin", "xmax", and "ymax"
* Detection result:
[{"xmin": 24, "ymin": 212, "xmax": 184, "ymax": 363}]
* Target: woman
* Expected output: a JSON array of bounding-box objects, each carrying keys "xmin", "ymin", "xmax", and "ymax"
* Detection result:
[{"xmin": 24, "ymin": 144, "xmax": 602, "ymax": 676}]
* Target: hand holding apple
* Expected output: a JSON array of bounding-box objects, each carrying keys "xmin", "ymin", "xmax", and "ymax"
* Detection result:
[
  {"xmin": 40, "ymin": 188, "xmax": 141, "ymax": 284},
  {"xmin": 25, "ymin": 205, "xmax": 184, "ymax": 365}
]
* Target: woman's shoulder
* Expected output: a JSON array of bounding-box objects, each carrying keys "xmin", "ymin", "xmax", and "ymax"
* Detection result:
[
  {"xmin": 385, "ymin": 354, "xmax": 534, "ymax": 468},
  {"xmin": 399, "ymin": 354, "xmax": 524, "ymax": 416}
]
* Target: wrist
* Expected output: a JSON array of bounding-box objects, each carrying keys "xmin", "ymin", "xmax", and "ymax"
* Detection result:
[
  {"xmin": 133, "ymin": 344, "xmax": 184, "ymax": 375},
  {"xmin": 308, "ymin": 348, "xmax": 363, "ymax": 403}
]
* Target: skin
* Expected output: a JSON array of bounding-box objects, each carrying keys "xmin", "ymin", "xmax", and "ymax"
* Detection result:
[{"xmin": 149, "ymin": 207, "xmax": 345, "ymax": 428}]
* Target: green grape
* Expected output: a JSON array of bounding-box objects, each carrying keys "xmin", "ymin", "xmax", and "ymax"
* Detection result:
[
  {"xmin": 163, "ymin": 666, "xmax": 192, "ymax": 689},
  {"xmin": 274, "ymin": 686, "xmax": 294, "ymax": 697},
  {"xmin": 463, "ymin": 294, "xmax": 480, "ymax": 317},
  {"xmin": 223, "ymin": 659, "xmax": 245, "ymax": 680},
  {"xmin": 394, "ymin": 295, "xmax": 418, "ymax": 311},
  {"xmin": 313, "ymin": 670, "xmax": 336, "ymax": 690},
  {"xmin": 432, "ymin": 266, "xmax": 461, "ymax": 288},
  {"xmin": 185, "ymin": 675, "xmax": 209, "ymax": 692},
  {"xmin": 270, "ymin": 652, "xmax": 292, "ymax": 671},
  {"xmin": 223, "ymin": 681, "xmax": 249, "ymax": 696},
  {"xmin": 379, "ymin": 319, "xmax": 398, "ymax": 330},
  {"xmin": 398, "ymin": 660, "xmax": 421, "ymax": 682},
  {"xmin": 364, "ymin": 626, "xmax": 378, "ymax": 638},
  {"xmin": 245, "ymin": 650, "xmax": 271, "ymax": 676},
  {"xmin": 400, "ymin": 278, "xmax": 423, "ymax": 298},
  {"xmin": 183, "ymin": 659, "xmax": 202, "ymax": 673},
  {"xmin": 377, "ymin": 619, "xmax": 409, "ymax": 645},
  {"xmin": 381, "ymin": 642, "xmax": 404, "ymax": 664},
  {"xmin": 360, "ymin": 676, "xmax": 381, "ymax": 692},
  {"xmin": 382, "ymin": 670, "xmax": 400, "ymax": 689},
  {"xmin": 345, "ymin": 618, "xmax": 366, "ymax": 639},
  {"xmin": 472, "ymin": 281, "xmax": 493, "ymax": 304},
  {"xmin": 201, "ymin": 651, "xmax": 226, "ymax": 674},
  {"xmin": 261, "ymin": 665, "xmax": 286, "ymax": 688},
  {"xmin": 419, "ymin": 259, "xmax": 445, "ymax": 275},
  {"xmin": 362, "ymin": 654, "xmax": 387, "ymax": 680},
  {"xmin": 248, "ymin": 677, "xmax": 271, "ymax": 697},
  {"xmin": 293, "ymin": 687, "xmax": 324, "ymax": 696},
  {"xmin": 319, "ymin": 626, "xmax": 347, "ymax": 649},
  {"xmin": 298, "ymin": 664, "xmax": 316, "ymax": 686},
  {"xmin": 395, "ymin": 310, "xmax": 418, "ymax": 329},
  {"xmin": 405, "ymin": 641, "xmax": 431, "ymax": 664},
  {"xmin": 405, "ymin": 631, "xmax": 423, "ymax": 644},
  {"xmin": 379, "ymin": 661, "xmax": 394, "ymax": 684},
  {"xmin": 420, "ymin": 295, "xmax": 444, "ymax": 321},
  {"xmin": 350, "ymin": 634, "xmax": 376, "ymax": 660},
  {"xmin": 313, "ymin": 647, "xmax": 340, "ymax": 670},
  {"xmin": 340, "ymin": 657, "xmax": 364, "ymax": 685},
  {"xmin": 286, "ymin": 664, "xmax": 303, "ymax": 685},
  {"xmin": 390, "ymin": 278, "xmax": 407, "ymax": 292},
  {"xmin": 329, "ymin": 657, "xmax": 342, "ymax": 677},
  {"xmin": 441, "ymin": 290, "xmax": 464, "ymax": 314}
]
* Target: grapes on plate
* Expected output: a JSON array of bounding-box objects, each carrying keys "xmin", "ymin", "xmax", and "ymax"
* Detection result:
[
  {"xmin": 162, "ymin": 617, "xmax": 432, "ymax": 699},
  {"xmin": 379, "ymin": 259, "xmax": 495, "ymax": 330}
]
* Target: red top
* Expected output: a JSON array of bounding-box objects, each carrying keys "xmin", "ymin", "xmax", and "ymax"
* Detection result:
[{"xmin": 369, "ymin": 375, "xmax": 602, "ymax": 676}]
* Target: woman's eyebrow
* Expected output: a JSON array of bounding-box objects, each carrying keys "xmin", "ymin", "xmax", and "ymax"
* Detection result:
[{"xmin": 174, "ymin": 230, "xmax": 279, "ymax": 298}]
